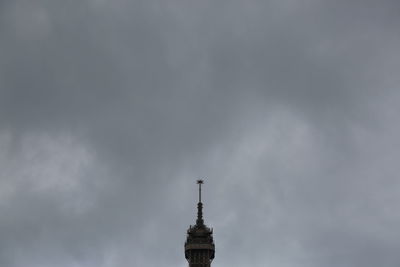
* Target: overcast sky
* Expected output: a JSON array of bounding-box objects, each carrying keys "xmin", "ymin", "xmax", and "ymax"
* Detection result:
[{"xmin": 1, "ymin": 0, "xmax": 400, "ymax": 266}]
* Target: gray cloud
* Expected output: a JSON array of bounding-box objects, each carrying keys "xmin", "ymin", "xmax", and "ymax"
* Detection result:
[{"xmin": 0, "ymin": 0, "xmax": 400, "ymax": 266}]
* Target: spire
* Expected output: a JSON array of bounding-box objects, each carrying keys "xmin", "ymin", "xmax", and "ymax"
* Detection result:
[{"xmin": 196, "ymin": 179, "xmax": 204, "ymax": 226}]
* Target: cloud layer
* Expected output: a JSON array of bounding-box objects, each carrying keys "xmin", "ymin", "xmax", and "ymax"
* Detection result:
[{"xmin": 1, "ymin": 0, "xmax": 400, "ymax": 266}]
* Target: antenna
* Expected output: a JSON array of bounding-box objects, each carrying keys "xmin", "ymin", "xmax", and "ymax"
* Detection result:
[
  {"xmin": 196, "ymin": 179, "xmax": 204, "ymax": 226},
  {"xmin": 197, "ymin": 179, "xmax": 204, "ymax": 203}
]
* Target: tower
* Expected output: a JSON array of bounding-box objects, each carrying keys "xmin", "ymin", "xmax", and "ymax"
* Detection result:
[{"xmin": 185, "ymin": 180, "xmax": 215, "ymax": 267}]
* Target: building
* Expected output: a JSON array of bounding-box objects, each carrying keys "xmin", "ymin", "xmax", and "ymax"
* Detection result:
[{"xmin": 184, "ymin": 180, "xmax": 215, "ymax": 267}]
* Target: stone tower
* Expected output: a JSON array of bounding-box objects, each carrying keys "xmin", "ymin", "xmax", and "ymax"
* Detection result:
[{"xmin": 184, "ymin": 180, "xmax": 215, "ymax": 267}]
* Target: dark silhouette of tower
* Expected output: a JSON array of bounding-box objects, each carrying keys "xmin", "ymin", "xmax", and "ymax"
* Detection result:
[{"xmin": 185, "ymin": 180, "xmax": 215, "ymax": 267}]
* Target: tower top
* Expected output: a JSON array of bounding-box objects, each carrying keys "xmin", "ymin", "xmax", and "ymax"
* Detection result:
[{"xmin": 185, "ymin": 179, "xmax": 215, "ymax": 266}]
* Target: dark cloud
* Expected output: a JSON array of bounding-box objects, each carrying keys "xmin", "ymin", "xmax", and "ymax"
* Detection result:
[{"xmin": 0, "ymin": 0, "xmax": 399, "ymax": 266}]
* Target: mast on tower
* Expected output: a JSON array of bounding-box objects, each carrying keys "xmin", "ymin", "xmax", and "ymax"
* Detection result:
[
  {"xmin": 197, "ymin": 179, "xmax": 203, "ymax": 202},
  {"xmin": 196, "ymin": 179, "xmax": 204, "ymax": 226}
]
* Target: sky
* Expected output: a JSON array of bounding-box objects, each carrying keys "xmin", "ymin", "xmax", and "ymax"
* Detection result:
[{"xmin": 1, "ymin": 0, "xmax": 400, "ymax": 266}]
